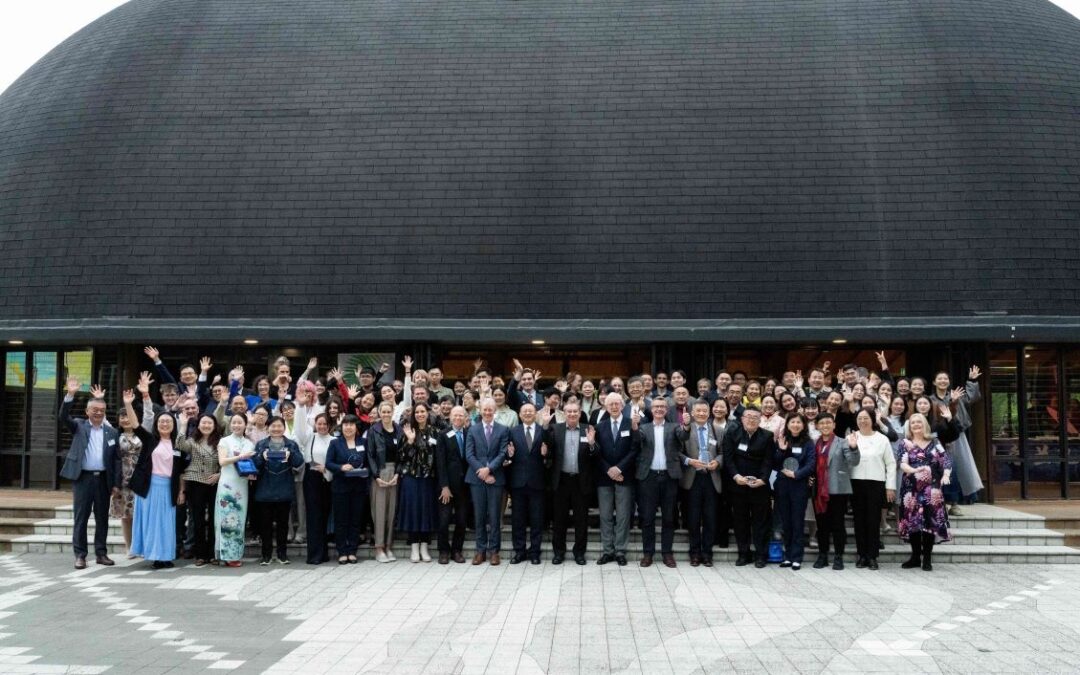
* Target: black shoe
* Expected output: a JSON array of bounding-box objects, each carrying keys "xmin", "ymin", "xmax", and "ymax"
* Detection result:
[
  {"xmin": 832, "ymin": 556, "xmax": 845, "ymax": 571},
  {"xmin": 791, "ymin": 562, "xmax": 802, "ymax": 570},
  {"xmin": 922, "ymin": 558, "xmax": 933, "ymax": 571},
  {"xmin": 596, "ymin": 554, "xmax": 615, "ymax": 565},
  {"xmin": 615, "ymin": 555, "xmax": 628, "ymax": 566},
  {"xmin": 574, "ymin": 555, "xmax": 587, "ymax": 566},
  {"xmin": 855, "ymin": 557, "xmax": 868, "ymax": 569},
  {"xmin": 813, "ymin": 555, "xmax": 829, "ymax": 569},
  {"xmin": 716, "ymin": 539, "xmax": 730, "ymax": 549},
  {"xmin": 279, "ymin": 556, "xmax": 291, "ymax": 565},
  {"xmin": 510, "ymin": 553, "xmax": 526, "ymax": 565},
  {"xmin": 735, "ymin": 555, "xmax": 751, "ymax": 567},
  {"xmin": 530, "ymin": 556, "xmax": 541, "ymax": 565},
  {"xmin": 779, "ymin": 560, "xmax": 792, "ymax": 568},
  {"xmin": 901, "ymin": 557, "xmax": 921, "ymax": 569},
  {"xmin": 552, "ymin": 553, "xmax": 564, "ymax": 565},
  {"xmin": 163, "ymin": 561, "xmax": 174, "ymax": 568},
  {"xmin": 754, "ymin": 559, "xmax": 767, "ymax": 569},
  {"xmin": 868, "ymin": 558, "xmax": 879, "ymax": 570},
  {"xmin": 152, "ymin": 561, "xmax": 166, "ymax": 570},
  {"xmin": 260, "ymin": 557, "xmax": 272, "ymax": 566}
]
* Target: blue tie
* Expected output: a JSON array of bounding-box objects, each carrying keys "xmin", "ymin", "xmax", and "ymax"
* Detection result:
[
  {"xmin": 456, "ymin": 430, "xmax": 464, "ymax": 458},
  {"xmin": 698, "ymin": 427, "xmax": 709, "ymax": 466}
]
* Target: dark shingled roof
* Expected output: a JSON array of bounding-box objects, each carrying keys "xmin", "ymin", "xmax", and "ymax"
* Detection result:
[{"xmin": 1, "ymin": 0, "xmax": 1079, "ymax": 341}]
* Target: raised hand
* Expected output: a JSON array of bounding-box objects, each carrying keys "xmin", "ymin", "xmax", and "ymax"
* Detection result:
[
  {"xmin": 402, "ymin": 355, "xmax": 413, "ymax": 371},
  {"xmin": 123, "ymin": 389, "xmax": 136, "ymax": 405},
  {"xmin": 631, "ymin": 408, "xmax": 641, "ymax": 430},
  {"xmin": 950, "ymin": 387, "xmax": 964, "ymax": 402},
  {"xmin": 875, "ymin": 351, "xmax": 888, "ymax": 371},
  {"xmin": 65, "ymin": 376, "xmax": 79, "ymax": 396},
  {"xmin": 473, "ymin": 357, "xmax": 484, "ymax": 373},
  {"xmin": 89, "ymin": 384, "xmax": 106, "ymax": 400},
  {"xmin": 137, "ymin": 371, "xmax": 153, "ymax": 395},
  {"xmin": 554, "ymin": 380, "xmax": 568, "ymax": 393},
  {"xmin": 379, "ymin": 362, "xmax": 391, "ymax": 374},
  {"xmin": 403, "ymin": 423, "xmax": 415, "ymax": 443},
  {"xmin": 229, "ymin": 366, "xmax": 244, "ymax": 382},
  {"xmin": 199, "ymin": 356, "xmax": 212, "ymax": 372},
  {"xmin": 346, "ymin": 385, "xmax": 360, "ymax": 400},
  {"xmin": 308, "ymin": 357, "xmax": 319, "ymax": 371},
  {"xmin": 681, "ymin": 411, "xmax": 690, "ymax": 426},
  {"xmin": 178, "ymin": 412, "xmax": 190, "ymax": 431},
  {"xmin": 533, "ymin": 369, "xmax": 542, "ymax": 382},
  {"xmin": 512, "ymin": 358, "xmax": 524, "ymax": 378},
  {"xmin": 327, "ymin": 367, "xmax": 343, "ymax": 382},
  {"xmin": 822, "ymin": 361, "xmax": 831, "ymax": 373},
  {"xmin": 938, "ymin": 404, "xmax": 953, "ymax": 420},
  {"xmin": 968, "ymin": 365, "xmax": 981, "ymax": 380},
  {"xmin": 586, "ymin": 427, "xmax": 596, "ymax": 445},
  {"xmin": 793, "ymin": 370, "xmax": 804, "ymax": 390},
  {"xmin": 143, "ymin": 346, "xmax": 160, "ymax": 362},
  {"xmin": 846, "ymin": 431, "xmax": 859, "ymax": 448},
  {"xmin": 539, "ymin": 408, "xmax": 553, "ymax": 427},
  {"xmin": 211, "ymin": 374, "xmax": 222, "ymax": 386}
]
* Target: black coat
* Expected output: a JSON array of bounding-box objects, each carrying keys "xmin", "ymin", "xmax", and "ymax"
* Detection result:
[{"xmin": 435, "ymin": 426, "xmax": 470, "ymax": 495}]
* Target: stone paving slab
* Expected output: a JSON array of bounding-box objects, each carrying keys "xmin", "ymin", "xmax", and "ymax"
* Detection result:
[{"xmin": 0, "ymin": 553, "xmax": 1077, "ymax": 674}]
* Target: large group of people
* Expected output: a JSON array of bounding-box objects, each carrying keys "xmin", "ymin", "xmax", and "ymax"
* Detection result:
[{"xmin": 60, "ymin": 348, "xmax": 984, "ymax": 574}]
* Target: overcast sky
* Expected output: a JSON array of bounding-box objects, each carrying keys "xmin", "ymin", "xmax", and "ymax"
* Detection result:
[{"xmin": 1, "ymin": 0, "xmax": 1079, "ymax": 95}]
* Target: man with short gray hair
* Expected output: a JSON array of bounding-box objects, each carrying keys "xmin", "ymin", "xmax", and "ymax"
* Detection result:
[
  {"xmin": 594, "ymin": 392, "xmax": 640, "ymax": 566},
  {"xmin": 465, "ymin": 397, "xmax": 510, "ymax": 565}
]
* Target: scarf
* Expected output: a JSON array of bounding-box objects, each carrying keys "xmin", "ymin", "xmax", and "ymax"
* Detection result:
[{"xmin": 814, "ymin": 434, "xmax": 832, "ymax": 514}]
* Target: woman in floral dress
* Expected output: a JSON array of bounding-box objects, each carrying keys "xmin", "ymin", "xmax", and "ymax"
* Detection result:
[
  {"xmin": 216, "ymin": 412, "xmax": 256, "ymax": 567},
  {"xmin": 897, "ymin": 411, "xmax": 955, "ymax": 571}
]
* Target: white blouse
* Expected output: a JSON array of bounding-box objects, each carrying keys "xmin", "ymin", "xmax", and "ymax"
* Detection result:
[{"xmin": 849, "ymin": 431, "xmax": 897, "ymax": 485}]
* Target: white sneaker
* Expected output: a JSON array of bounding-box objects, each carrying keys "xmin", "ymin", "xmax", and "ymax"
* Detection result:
[
  {"xmin": 410, "ymin": 543, "xmax": 421, "ymax": 563},
  {"xmin": 375, "ymin": 550, "xmax": 389, "ymax": 563},
  {"xmin": 419, "ymin": 543, "xmax": 432, "ymax": 563},
  {"xmin": 385, "ymin": 548, "xmax": 397, "ymax": 562}
]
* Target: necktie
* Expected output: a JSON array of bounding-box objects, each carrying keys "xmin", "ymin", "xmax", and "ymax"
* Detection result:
[
  {"xmin": 485, "ymin": 424, "xmax": 492, "ymax": 442},
  {"xmin": 456, "ymin": 429, "xmax": 464, "ymax": 458},
  {"xmin": 611, "ymin": 419, "xmax": 619, "ymax": 441},
  {"xmin": 526, "ymin": 425, "xmax": 533, "ymax": 449},
  {"xmin": 698, "ymin": 427, "xmax": 709, "ymax": 466}
]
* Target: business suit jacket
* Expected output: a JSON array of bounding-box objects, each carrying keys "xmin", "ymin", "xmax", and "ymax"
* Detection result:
[
  {"xmin": 677, "ymin": 422, "xmax": 723, "ymax": 492},
  {"xmin": 543, "ymin": 421, "xmax": 595, "ymax": 494},
  {"xmin": 507, "ymin": 423, "xmax": 550, "ymax": 490},
  {"xmin": 594, "ymin": 415, "xmax": 639, "ymax": 486},
  {"xmin": 773, "ymin": 438, "xmax": 817, "ymax": 488},
  {"xmin": 817, "ymin": 434, "xmax": 860, "ymax": 495},
  {"xmin": 58, "ymin": 398, "xmax": 121, "ymax": 486},
  {"xmin": 505, "ymin": 377, "xmax": 543, "ymax": 412},
  {"xmin": 635, "ymin": 421, "xmax": 683, "ymax": 482},
  {"xmin": 325, "ymin": 436, "xmax": 375, "ymax": 494},
  {"xmin": 464, "ymin": 420, "xmax": 510, "ymax": 486},
  {"xmin": 435, "ymin": 426, "xmax": 470, "ymax": 496}
]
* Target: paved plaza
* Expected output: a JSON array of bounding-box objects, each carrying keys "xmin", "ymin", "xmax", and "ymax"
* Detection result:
[{"xmin": 0, "ymin": 553, "xmax": 1077, "ymax": 674}]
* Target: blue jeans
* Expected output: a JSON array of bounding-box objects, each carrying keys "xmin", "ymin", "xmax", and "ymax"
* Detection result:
[{"xmin": 470, "ymin": 483, "xmax": 503, "ymax": 553}]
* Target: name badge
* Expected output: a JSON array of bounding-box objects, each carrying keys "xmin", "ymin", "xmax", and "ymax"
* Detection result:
[
  {"xmin": 428, "ymin": 438, "xmax": 437, "ymax": 446},
  {"xmin": 172, "ymin": 450, "xmax": 181, "ymax": 457},
  {"xmin": 580, "ymin": 438, "xmax": 590, "ymax": 445},
  {"xmin": 108, "ymin": 439, "xmax": 117, "ymax": 447},
  {"xmin": 792, "ymin": 448, "xmax": 803, "ymax": 455},
  {"xmin": 446, "ymin": 430, "xmax": 457, "ymax": 438},
  {"xmin": 620, "ymin": 430, "xmax": 630, "ymax": 438},
  {"xmin": 738, "ymin": 443, "xmax": 749, "ymax": 452},
  {"xmin": 708, "ymin": 438, "xmax": 717, "ymax": 446},
  {"xmin": 392, "ymin": 439, "xmax": 398, "ymax": 445}
]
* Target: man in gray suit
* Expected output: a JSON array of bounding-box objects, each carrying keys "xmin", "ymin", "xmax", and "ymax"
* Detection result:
[
  {"xmin": 635, "ymin": 398, "xmax": 683, "ymax": 568},
  {"xmin": 677, "ymin": 399, "xmax": 723, "ymax": 567},
  {"xmin": 58, "ymin": 377, "xmax": 120, "ymax": 569},
  {"xmin": 465, "ymin": 397, "xmax": 510, "ymax": 566}
]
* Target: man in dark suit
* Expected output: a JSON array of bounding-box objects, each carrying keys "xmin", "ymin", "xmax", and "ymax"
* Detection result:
[
  {"xmin": 635, "ymin": 398, "xmax": 682, "ymax": 568},
  {"xmin": 544, "ymin": 401, "xmax": 594, "ymax": 565},
  {"xmin": 435, "ymin": 405, "xmax": 471, "ymax": 564},
  {"xmin": 507, "ymin": 403, "xmax": 549, "ymax": 564},
  {"xmin": 58, "ymin": 377, "xmax": 120, "ymax": 569},
  {"xmin": 677, "ymin": 399, "xmax": 724, "ymax": 567},
  {"xmin": 595, "ymin": 393, "xmax": 639, "ymax": 566},
  {"xmin": 465, "ymin": 397, "xmax": 510, "ymax": 565},
  {"xmin": 722, "ymin": 406, "xmax": 775, "ymax": 568},
  {"xmin": 506, "ymin": 359, "xmax": 544, "ymax": 411}
]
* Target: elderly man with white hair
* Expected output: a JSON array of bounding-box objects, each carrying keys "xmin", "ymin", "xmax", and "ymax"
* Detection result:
[
  {"xmin": 465, "ymin": 397, "xmax": 511, "ymax": 565},
  {"xmin": 594, "ymin": 392, "xmax": 641, "ymax": 566}
]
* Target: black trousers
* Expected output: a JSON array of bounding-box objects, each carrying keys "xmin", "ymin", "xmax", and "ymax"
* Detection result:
[
  {"xmin": 332, "ymin": 481, "xmax": 368, "ymax": 556},
  {"xmin": 303, "ymin": 470, "xmax": 332, "ymax": 563},
  {"xmin": 714, "ymin": 473, "xmax": 734, "ymax": 547},
  {"xmin": 511, "ymin": 486, "xmax": 544, "ymax": 556},
  {"xmin": 259, "ymin": 501, "xmax": 291, "ymax": 559},
  {"xmin": 686, "ymin": 473, "xmax": 717, "ymax": 558},
  {"xmin": 814, "ymin": 493, "xmax": 849, "ymax": 557},
  {"xmin": 851, "ymin": 479, "xmax": 884, "ymax": 559},
  {"xmin": 437, "ymin": 488, "xmax": 469, "ymax": 554},
  {"xmin": 637, "ymin": 471, "xmax": 677, "ymax": 556},
  {"xmin": 72, "ymin": 470, "xmax": 110, "ymax": 559},
  {"xmin": 551, "ymin": 473, "xmax": 589, "ymax": 556},
  {"xmin": 730, "ymin": 484, "xmax": 771, "ymax": 560},
  {"xmin": 185, "ymin": 481, "xmax": 216, "ymax": 561}
]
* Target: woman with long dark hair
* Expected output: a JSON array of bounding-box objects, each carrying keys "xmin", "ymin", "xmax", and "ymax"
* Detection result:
[
  {"xmin": 178, "ymin": 413, "xmax": 221, "ymax": 567},
  {"xmin": 773, "ymin": 414, "xmax": 816, "ymax": 570},
  {"xmin": 215, "ymin": 413, "xmax": 255, "ymax": 567},
  {"xmin": 113, "ymin": 386, "xmax": 155, "ymax": 558},
  {"xmin": 130, "ymin": 411, "xmax": 191, "ymax": 569},
  {"xmin": 397, "ymin": 402, "xmax": 439, "ymax": 563}
]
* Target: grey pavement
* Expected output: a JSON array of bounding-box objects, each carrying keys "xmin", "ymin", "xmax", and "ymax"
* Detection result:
[{"xmin": 0, "ymin": 553, "xmax": 1077, "ymax": 674}]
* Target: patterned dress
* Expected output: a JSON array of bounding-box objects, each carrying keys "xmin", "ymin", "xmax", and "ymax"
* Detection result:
[
  {"xmin": 215, "ymin": 434, "xmax": 254, "ymax": 562},
  {"xmin": 109, "ymin": 432, "xmax": 143, "ymax": 519},
  {"xmin": 898, "ymin": 439, "xmax": 953, "ymax": 543}
]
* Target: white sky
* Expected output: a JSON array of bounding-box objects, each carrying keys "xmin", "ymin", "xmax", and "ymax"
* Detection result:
[{"xmin": 1, "ymin": 0, "xmax": 1079, "ymax": 95}]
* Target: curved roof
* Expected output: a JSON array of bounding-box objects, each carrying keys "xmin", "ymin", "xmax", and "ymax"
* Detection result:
[{"xmin": 1, "ymin": 0, "xmax": 1079, "ymax": 343}]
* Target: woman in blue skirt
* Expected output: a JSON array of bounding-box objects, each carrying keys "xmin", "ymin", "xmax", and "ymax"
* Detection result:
[
  {"xmin": 397, "ymin": 402, "xmax": 439, "ymax": 563},
  {"xmin": 130, "ymin": 411, "xmax": 191, "ymax": 569}
]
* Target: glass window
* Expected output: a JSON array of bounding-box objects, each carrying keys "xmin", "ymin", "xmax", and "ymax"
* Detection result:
[
  {"xmin": 2, "ymin": 352, "xmax": 27, "ymax": 454},
  {"xmin": 989, "ymin": 348, "xmax": 1021, "ymax": 499},
  {"xmin": 1023, "ymin": 347, "xmax": 1064, "ymax": 498},
  {"xmin": 1065, "ymin": 349, "xmax": 1080, "ymax": 497}
]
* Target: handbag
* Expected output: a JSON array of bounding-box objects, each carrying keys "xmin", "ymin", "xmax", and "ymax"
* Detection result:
[{"xmin": 235, "ymin": 458, "xmax": 258, "ymax": 477}]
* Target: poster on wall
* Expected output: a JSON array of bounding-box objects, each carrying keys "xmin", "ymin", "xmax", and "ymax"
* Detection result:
[{"xmin": 336, "ymin": 353, "xmax": 396, "ymax": 386}]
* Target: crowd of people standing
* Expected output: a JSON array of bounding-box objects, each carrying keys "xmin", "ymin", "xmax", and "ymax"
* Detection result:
[{"xmin": 59, "ymin": 348, "xmax": 983, "ymax": 574}]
